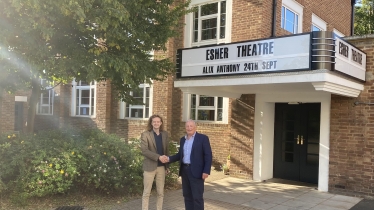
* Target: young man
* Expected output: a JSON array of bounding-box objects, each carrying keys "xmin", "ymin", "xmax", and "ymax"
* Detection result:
[
  {"xmin": 140, "ymin": 114, "xmax": 169, "ymax": 210},
  {"xmin": 168, "ymin": 119, "xmax": 213, "ymax": 210}
]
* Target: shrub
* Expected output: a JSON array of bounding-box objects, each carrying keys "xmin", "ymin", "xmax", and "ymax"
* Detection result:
[
  {"xmin": 165, "ymin": 141, "xmax": 180, "ymax": 189},
  {"xmin": 74, "ymin": 130, "xmax": 143, "ymax": 194},
  {"xmin": 0, "ymin": 129, "xmax": 145, "ymax": 201},
  {"xmin": 0, "ymin": 128, "xmax": 180, "ymax": 205},
  {"xmin": 21, "ymin": 151, "xmax": 79, "ymax": 197}
]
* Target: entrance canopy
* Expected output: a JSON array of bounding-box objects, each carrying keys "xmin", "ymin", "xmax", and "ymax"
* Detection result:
[{"xmin": 174, "ymin": 31, "xmax": 365, "ymax": 98}]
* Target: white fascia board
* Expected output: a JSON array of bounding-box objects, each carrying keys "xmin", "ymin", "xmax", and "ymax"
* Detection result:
[{"xmin": 174, "ymin": 72, "xmax": 364, "ymax": 97}]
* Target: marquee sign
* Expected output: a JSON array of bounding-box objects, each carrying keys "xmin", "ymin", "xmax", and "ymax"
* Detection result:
[
  {"xmin": 176, "ymin": 34, "xmax": 311, "ymax": 78},
  {"xmin": 176, "ymin": 32, "xmax": 366, "ymax": 81},
  {"xmin": 335, "ymin": 37, "xmax": 366, "ymax": 81}
]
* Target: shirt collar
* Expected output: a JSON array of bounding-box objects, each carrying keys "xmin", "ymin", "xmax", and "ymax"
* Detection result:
[
  {"xmin": 185, "ymin": 132, "xmax": 196, "ymax": 140},
  {"xmin": 153, "ymin": 130, "xmax": 161, "ymax": 136}
]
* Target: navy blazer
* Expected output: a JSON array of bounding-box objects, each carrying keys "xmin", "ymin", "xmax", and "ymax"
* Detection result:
[{"xmin": 169, "ymin": 132, "xmax": 212, "ymax": 179}]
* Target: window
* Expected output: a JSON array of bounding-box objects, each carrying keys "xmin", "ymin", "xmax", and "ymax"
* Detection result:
[
  {"xmin": 36, "ymin": 79, "xmax": 54, "ymax": 115},
  {"xmin": 119, "ymin": 83, "xmax": 153, "ymax": 119},
  {"xmin": 281, "ymin": 6, "xmax": 298, "ymax": 33},
  {"xmin": 186, "ymin": 0, "xmax": 232, "ymax": 47},
  {"xmin": 312, "ymin": 25, "xmax": 321, "ymax": 31},
  {"xmin": 281, "ymin": 0, "xmax": 303, "ymax": 34},
  {"xmin": 311, "ymin": 14, "xmax": 326, "ymax": 31},
  {"xmin": 183, "ymin": 94, "xmax": 228, "ymax": 123},
  {"xmin": 194, "ymin": 1, "xmax": 226, "ymax": 42},
  {"xmin": 71, "ymin": 80, "xmax": 96, "ymax": 117}
]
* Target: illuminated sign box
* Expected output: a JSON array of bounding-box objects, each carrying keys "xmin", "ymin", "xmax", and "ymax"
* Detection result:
[
  {"xmin": 335, "ymin": 37, "xmax": 366, "ymax": 81},
  {"xmin": 177, "ymin": 34, "xmax": 311, "ymax": 78},
  {"xmin": 176, "ymin": 32, "xmax": 366, "ymax": 81}
]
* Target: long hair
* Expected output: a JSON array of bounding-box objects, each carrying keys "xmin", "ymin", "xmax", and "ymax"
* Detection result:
[{"xmin": 147, "ymin": 114, "xmax": 164, "ymax": 131}]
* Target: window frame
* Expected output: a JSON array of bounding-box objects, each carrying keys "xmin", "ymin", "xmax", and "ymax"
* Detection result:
[
  {"xmin": 36, "ymin": 79, "xmax": 54, "ymax": 115},
  {"xmin": 71, "ymin": 80, "xmax": 97, "ymax": 117},
  {"xmin": 311, "ymin": 25, "xmax": 322, "ymax": 32},
  {"xmin": 311, "ymin": 14, "xmax": 326, "ymax": 31},
  {"xmin": 185, "ymin": 0, "xmax": 232, "ymax": 48},
  {"xmin": 333, "ymin": 28, "xmax": 345, "ymax": 38},
  {"xmin": 183, "ymin": 93, "xmax": 228, "ymax": 123},
  {"xmin": 119, "ymin": 83, "xmax": 153, "ymax": 120},
  {"xmin": 281, "ymin": 0, "xmax": 303, "ymax": 34}
]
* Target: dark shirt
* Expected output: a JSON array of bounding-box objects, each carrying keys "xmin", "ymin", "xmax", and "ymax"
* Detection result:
[{"xmin": 154, "ymin": 131, "xmax": 165, "ymax": 166}]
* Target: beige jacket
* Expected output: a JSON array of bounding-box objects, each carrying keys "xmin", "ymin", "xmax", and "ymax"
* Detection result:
[{"xmin": 140, "ymin": 130, "xmax": 169, "ymax": 171}]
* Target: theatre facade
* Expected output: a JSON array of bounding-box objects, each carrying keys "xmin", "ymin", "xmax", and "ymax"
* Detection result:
[
  {"xmin": 171, "ymin": 0, "xmax": 374, "ymax": 198},
  {"xmin": 175, "ymin": 30, "xmax": 368, "ymax": 194}
]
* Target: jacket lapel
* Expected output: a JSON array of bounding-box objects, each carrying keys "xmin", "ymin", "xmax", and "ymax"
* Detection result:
[
  {"xmin": 180, "ymin": 138, "xmax": 186, "ymax": 157},
  {"xmin": 149, "ymin": 131, "xmax": 156, "ymax": 150},
  {"xmin": 191, "ymin": 132, "xmax": 198, "ymax": 154}
]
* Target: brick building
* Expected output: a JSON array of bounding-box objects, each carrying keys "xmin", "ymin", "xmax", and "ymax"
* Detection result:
[{"xmin": 1, "ymin": 0, "xmax": 374, "ymax": 198}]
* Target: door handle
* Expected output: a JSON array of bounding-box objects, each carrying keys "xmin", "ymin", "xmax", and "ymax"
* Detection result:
[
  {"xmin": 301, "ymin": 135, "xmax": 304, "ymax": 145},
  {"xmin": 296, "ymin": 135, "xmax": 300, "ymax": 144}
]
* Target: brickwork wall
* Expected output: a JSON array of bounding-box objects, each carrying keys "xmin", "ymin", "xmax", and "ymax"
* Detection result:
[
  {"xmin": 112, "ymin": 119, "xmax": 148, "ymax": 140},
  {"xmin": 1, "ymin": 94, "xmax": 12, "ymax": 132},
  {"xmin": 51, "ymin": 81, "xmax": 113, "ymax": 132},
  {"xmin": 170, "ymin": 0, "xmax": 186, "ymax": 142},
  {"xmin": 0, "ymin": 90, "xmax": 30, "ymax": 133},
  {"xmin": 231, "ymin": 0, "xmax": 272, "ymax": 42},
  {"xmin": 276, "ymin": 0, "xmax": 352, "ymax": 36},
  {"xmin": 297, "ymin": 0, "xmax": 352, "ymax": 35},
  {"xmin": 95, "ymin": 80, "xmax": 112, "ymax": 133},
  {"xmin": 329, "ymin": 37, "xmax": 374, "ymax": 198},
  {"xmin": 0, "ymin": 92, "xmax": 17, "ymax": 133},
  {"xmin": 229, "ymin": 94, "xmax": 255, "ymax": 179}
]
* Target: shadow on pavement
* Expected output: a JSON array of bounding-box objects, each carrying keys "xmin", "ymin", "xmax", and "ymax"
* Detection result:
[{"xmin": 350, "ymin": 199, "xmax": 374, "ymax": 210}]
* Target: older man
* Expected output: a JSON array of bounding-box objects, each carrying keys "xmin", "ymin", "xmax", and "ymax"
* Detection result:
[{"xmin": 168, "ymin": 119, "xmax": 212, "ymax": 210}]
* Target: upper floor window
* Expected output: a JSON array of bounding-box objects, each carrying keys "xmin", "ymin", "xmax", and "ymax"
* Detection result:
[
  {"xmin": 186, "ymin": 0, "xmax": 232, "ymax": 47},
  {"xmin": 36, "ymin": 79, "xmax": 54, "ymax": 115},
  {"xmin": 281, "ymin": 6, "xmax": 298, "ymax": 33},
  {"xmin": 71, "ymin": 80, "xmax": 96, "ymax": 117},
  {"xmin": 119, "ymin": 83, "xmax": 153, "ymax": 119},
  {"xmin": 193, "ymin": 1, "xmax": 226, "ymax": 43},
  {"xmin": 311, "ymin": 14, "xmax": 326, "ymax": 32},
  {"xmin": 281, "ymin": 0, "xmax": 303, "ymax": 34},
  {"xmin": 312, "ymin": 25, "xmax": 321, "ymax": 31},
  {"xmin": 183, "ymin": 94, "xmax": 228, "ymax": 123}
]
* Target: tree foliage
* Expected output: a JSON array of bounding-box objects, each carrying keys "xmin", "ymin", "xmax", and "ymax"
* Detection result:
[
  {"xmin": 0, "ymin": 0, "xmax": 191, "ymax": 101},
  {"xmin": 355, "ymin": 0, "xmax": 374, "ymax": 35}
]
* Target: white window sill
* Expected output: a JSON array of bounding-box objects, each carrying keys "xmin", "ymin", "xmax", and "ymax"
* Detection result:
[
  {"xmin": 71, "ymin": 115, "xmax": 96, "ymax": 118},
  {"xmin": 122, "ymin": 118, "xmax": 148, "ymax": 121},
  {"xmin": 185, "ymin": 120, "xmax": 228, "ymax": 125}
]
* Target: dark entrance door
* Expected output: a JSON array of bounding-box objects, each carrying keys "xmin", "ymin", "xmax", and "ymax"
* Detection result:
[
  {"xmin": 273, "ymin": 103, "xmax": 320, "ymax": 184},
  {"xmin": 14, "ymin": 102, "xmax": 24, "ymax": 132}
]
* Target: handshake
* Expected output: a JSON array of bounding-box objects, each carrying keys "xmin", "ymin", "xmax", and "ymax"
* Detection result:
[{"xmin": 159, "ymin": 155, "xmax": 169, "ymax": 163}]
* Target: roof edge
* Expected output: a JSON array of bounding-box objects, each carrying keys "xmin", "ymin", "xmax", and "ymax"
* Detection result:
[{"xmin": 344, "ymin": 34, "xmax": 374, "ymax": 41}]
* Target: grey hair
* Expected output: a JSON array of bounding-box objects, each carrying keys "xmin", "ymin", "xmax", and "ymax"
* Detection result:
[{"xmin": 185, "ymin": 119, "xmax": 197, "ymax": 126}]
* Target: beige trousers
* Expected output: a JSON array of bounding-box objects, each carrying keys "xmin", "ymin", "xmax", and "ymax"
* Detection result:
[{"xmin": 142, "ymin": 166, "xmax": 166, "ymax": 210}]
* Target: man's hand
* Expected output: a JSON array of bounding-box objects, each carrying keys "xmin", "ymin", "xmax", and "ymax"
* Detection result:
[
  {"xmin": 159, "ymin": 155, "xmax": 169, "ymax": 163},
  {"xmin": 202, "ymin": 173, "xmax": 209, "ymax": 180}
]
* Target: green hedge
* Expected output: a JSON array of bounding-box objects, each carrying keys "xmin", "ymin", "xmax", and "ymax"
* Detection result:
[{"xmin": 0, "ymin": 129, "xmax": 179, "ymax": 203}]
